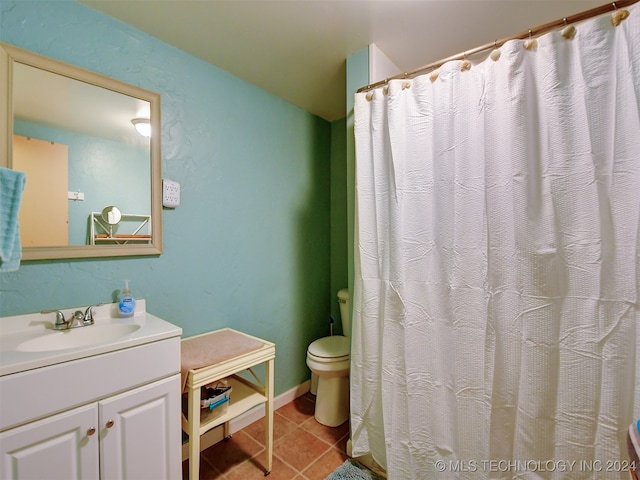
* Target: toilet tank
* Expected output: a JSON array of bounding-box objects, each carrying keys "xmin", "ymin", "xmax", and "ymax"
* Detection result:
[{"xmin": 338, "ymin": 288, "xmax": 350, "ymax": 337}]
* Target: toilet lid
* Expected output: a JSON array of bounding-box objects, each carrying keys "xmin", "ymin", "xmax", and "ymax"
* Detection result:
[{"xmin": 308, "ymin": 335, "xmax": 350, "ymax": 358}]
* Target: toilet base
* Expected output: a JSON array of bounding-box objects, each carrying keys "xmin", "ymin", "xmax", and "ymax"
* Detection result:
[{"xmin": 314, "ymin": 374, "xmax": 349, "ymax": 427}]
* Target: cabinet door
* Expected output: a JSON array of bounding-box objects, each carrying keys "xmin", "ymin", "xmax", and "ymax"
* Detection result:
[
  {"xmin": 0, "ymin": 403, "xmax": 99, "ymax": 480},
  {"xmin": 99, "ymin": 375, "xmax": 180, "ymax": 480}
]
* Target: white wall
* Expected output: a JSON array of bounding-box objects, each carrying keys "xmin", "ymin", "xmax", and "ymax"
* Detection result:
[{"xmin": 369, "ymin": 44, "xmax": 400, "ymax": 85}]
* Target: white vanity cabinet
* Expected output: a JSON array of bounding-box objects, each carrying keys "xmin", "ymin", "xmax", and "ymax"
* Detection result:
[
  {"xmin": 0, "ymin": 375, "xmax": 179, "ymax": 480},
  {"xmin": 0, "ymin": 305, "xmax": 182, "ymax": 480}
]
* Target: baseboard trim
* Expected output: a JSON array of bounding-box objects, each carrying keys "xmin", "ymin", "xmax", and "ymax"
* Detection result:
[{"xmin": 182, "ymin": 380, "xmax": 310, "ymax": 461}]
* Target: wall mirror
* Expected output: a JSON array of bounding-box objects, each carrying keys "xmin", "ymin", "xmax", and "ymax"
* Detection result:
[{"xmin": 0, "ymin": 42, "xmax": 162, "ymax": 260}]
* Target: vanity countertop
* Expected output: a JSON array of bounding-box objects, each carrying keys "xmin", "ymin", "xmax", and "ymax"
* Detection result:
[{"xmin": 0, "ymin": 299, "xmax": 182, "ymax": 377}]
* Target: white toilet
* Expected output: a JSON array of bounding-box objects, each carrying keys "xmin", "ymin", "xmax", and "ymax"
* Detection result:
[{"xmin": 306, "ymin": 288, "xmax": 350, "ymax": 427}]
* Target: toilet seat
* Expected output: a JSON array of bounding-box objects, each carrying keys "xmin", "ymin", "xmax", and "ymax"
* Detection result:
[{"xmin": 307, "ymin": 336, "xmax": 350, "ymax": 362}]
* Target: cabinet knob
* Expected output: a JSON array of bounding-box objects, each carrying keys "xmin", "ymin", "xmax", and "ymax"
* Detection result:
[
  {"xmin": 106, "ymin": 419, "xmax": 115, "ymax": 428},
  {"xmin": 87, "ymin": 427, "xmax": 96, "ymax": 436}
]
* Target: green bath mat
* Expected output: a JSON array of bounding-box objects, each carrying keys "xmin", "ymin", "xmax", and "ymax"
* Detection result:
[{"xmin": 325, "ymin": 459, "xmax": 382, "ymax": 480}]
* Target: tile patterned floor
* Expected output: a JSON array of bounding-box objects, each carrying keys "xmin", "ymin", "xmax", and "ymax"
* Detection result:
[{"xmin": 182, "ymin": 392, "xmax": 350, "ymax": 479}]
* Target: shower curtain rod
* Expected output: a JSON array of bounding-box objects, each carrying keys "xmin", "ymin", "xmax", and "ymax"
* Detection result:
[{"xmin": 357, "ymin": 0, "xmax": 639, "ymax": 93}]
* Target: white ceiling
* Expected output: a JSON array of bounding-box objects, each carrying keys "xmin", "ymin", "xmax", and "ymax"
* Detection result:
[{"xmin": 79, "ymin": 0, "xmax": 604, "ymax": 122}]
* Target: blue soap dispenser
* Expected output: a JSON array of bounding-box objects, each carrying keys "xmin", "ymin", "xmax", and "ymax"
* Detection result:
[{"xmin": 118, "ymin": 280, "xmax": 136, "ymax": 318}]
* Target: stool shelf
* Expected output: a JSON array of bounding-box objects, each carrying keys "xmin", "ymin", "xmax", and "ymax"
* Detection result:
[{"xmin": 181, "ymin": 375, "xmax": 268, "ymax": 435}]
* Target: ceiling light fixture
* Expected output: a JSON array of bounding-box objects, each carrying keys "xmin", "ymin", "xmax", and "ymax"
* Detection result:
[{"xmin": 131, "ymin": 118, "xmax": 151, "ymax": 137}]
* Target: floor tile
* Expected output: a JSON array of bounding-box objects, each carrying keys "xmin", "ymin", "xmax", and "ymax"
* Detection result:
[
  {"xmin": 273, "ymin": 427, "xmax": 332, "ymax": 472},
  {"xmin": 301, "ymin": 392, "xmax": 316, "ymax": 402},
  {"xmin": 334, "ymin": 431, "xmax": 349, "ymax": 454},
  {"xmin": 243, "ymin": 411, "xmax": 299, "ymax": 446},
  {"xmin": 182, "ymin": 456, "xmax": 223, "ymax": 480},
  {"xmin": 201, "ymin": 430, "xmax": 264, "ymax": 475},
  {"xmin": 301, "ymin": 447, "xmax": 349, "ymax": 480},
  {"xmin": 225, "ymin": 453, "xmax": 297, "ymax": 480},
  {"xmin": 276, "ymin": 395, "xmax": 316, "ymax": 425},
  {"xmin": 301, "ymin": 417, "xmax": 349, "ymax": 447}
]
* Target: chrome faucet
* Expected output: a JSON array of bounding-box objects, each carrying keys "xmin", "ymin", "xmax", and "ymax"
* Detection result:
[
  {"xmin": 42, "ymin": 304, "xmax": 102, "ymax": 330},
  {"xmin": 68, "ymin": 310, "xmax": 87, "ymax": 328}
]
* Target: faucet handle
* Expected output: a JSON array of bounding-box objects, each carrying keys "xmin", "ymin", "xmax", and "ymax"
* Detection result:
[
  {"xmin": 41, "ymin": 310, "xmax": 67, "ymax": 329},
  {"xmin": 83, "ymin": 303, "xmax": 103, "ymax": 325}
]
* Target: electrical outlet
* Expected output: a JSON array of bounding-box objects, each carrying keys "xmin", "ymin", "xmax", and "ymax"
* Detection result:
[
  {"xmin": 162, "ymin": 179, "xmax": 180, "ymax": 208},
  {"xmin": 67, "ymin": 191, "xmax": 84, "ymax": 201}
]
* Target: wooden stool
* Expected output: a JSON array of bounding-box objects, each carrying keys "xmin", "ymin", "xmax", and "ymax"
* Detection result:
[{"xmin": 181, "ymin": 328, "xmax": 275, "ymax": 479}]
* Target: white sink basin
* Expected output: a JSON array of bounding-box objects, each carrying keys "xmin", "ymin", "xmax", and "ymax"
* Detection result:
[
  {"xmin": 0, "ymin": 300, "xmax": 183, "ymax": 377},
  {"xmin": 16, "ymin": 324, "xmax": 142, "ymax": 352}
]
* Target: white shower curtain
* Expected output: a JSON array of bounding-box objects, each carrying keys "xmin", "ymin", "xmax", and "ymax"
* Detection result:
[{"xmin": 351, "ymin": 5, "xmax": 640, "ymax": 479}]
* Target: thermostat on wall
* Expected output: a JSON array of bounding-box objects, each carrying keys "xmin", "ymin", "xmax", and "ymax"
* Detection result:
[{"xmin": 162, "ymin": 179, "xmax": 180, "ymax": 208}]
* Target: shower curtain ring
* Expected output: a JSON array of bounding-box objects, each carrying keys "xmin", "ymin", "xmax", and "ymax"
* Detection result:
[
  {"xmin": 429, "ymin": 64, "xmax": 439, "ymax": 82},
  {"xmin": 490, "ymin": 40, "xmax": 501, "ymax": 61},
  {"xmin": 561, "ymin": 17, "xmax": 577, "ymax": 39},
  {"xmin": 610, "ymin": 1, "xmax": 629, "ymax": 26},
  {"xmin": 460, "ymin": 51, "xmax": 471, "ymax": 71},
  {"xmin": 524, "ymin": 28, "xmax": 538, "ymax": 50}
]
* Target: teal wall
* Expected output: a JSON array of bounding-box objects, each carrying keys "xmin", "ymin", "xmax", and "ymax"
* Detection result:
[
  {"xmin": 346, "ymin": 48, "xmax": 369, "ymax": 321},
  {"xmin": 330, "ymin": 118, "xmax": 348, "ymax": 334},
  {"xmin": 0, "ymin": 0, "xmax": 344, "ymax": 396}
]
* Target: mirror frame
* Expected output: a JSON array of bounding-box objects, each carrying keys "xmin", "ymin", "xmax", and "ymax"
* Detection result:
[{"xmin": 0, "ymin": 43, "xmax": 162, "ymax": 260}]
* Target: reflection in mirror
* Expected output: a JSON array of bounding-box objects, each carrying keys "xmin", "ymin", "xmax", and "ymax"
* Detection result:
[
  {"xmin": 102, "ymin": 206, "xmax": 122, "ymax": 226},
  {"xmin": 90, "ymin": 207, "xmax": 152, "ymax": 246},
  {"xmin": 14, "ymin": 63, "xmax": 151, "ymax": 248},
  {"xmin": 0, "ymin": 42, "xmax": 162, "ymax": 260}
]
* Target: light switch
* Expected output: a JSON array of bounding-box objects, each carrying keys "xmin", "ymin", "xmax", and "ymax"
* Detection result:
[{"xmin": 162, "ymin": 179, "xmax": 180, "ymax": 208}]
